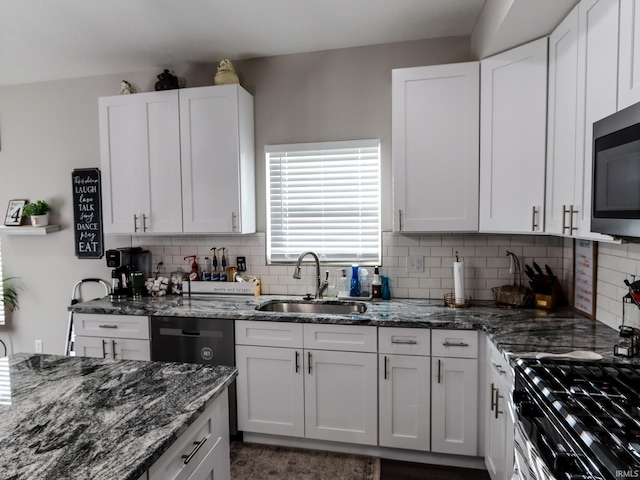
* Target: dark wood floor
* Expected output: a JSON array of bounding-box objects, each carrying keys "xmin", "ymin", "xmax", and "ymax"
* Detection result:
[{"xmin": 381, "ymin": 459, "xmax": 491, "ymax": 480}]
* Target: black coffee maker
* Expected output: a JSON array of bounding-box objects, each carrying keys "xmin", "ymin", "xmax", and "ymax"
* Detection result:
[{"xmin": 106, "ymin": 247, "xmax": 151, "ymax": 298}]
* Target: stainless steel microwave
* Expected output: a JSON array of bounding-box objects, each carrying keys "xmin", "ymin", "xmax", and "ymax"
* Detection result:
[{"xmin": 592, "ymin": 101, "xmax": 640, "ymax": 239}]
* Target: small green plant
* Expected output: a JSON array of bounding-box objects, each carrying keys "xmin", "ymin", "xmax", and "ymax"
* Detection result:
[
  {"xmin": 22, "ymin": 200, "xmax": 50, "ymax": 217},
  {"xmin": 1, "ymin": 277, "xmax": 20, "ymax": 312}
]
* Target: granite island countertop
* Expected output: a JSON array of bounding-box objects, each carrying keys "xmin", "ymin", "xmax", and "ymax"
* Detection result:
[
  {"xmin": 69, "ymin": 294, "xmax": 630, "ymax": 363},
  {"xmin": 0, "ymin": 353, "xmax": 237, "ymax": 480}
]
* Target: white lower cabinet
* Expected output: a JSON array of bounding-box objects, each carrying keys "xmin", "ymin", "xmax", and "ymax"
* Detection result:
[
  {"xmin": 148, "ymin": 389, "xmax": 230, "ymax": 480},
  {"xmin": 73, "ymin": 314, "xmax": 150, "ymax": 360},
  {"xmin": 378, "ymin": 327, "xmax": 431, "ymax": 451},
  {"xmin": 484, "ymin": 337, "xmax": 515, "ymax": 480},
  {"xmin": 235, "ymin": 321, "xmax": 378, "ymax": 446},
  {"xmin": 431, "ymin": 330, "xmax": 479, "ymax": 457}
]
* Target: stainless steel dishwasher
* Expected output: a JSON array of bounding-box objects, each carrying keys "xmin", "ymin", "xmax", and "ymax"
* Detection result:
[{"xmin": 150, "ymin": 316, "xmax": 237, "ymax": 435}]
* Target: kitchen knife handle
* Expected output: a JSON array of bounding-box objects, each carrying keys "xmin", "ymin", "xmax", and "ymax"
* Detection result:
[
  {"xmin": 133, "ymin": 214, "xmax": 139, "ymax": 233},
  {"xmin": 531, "ymin": 206, "xmax": 538, "ymax": 231},
  {"xmin": 295, "ymin": 351, "xmax": 300, "ymax": 373}
]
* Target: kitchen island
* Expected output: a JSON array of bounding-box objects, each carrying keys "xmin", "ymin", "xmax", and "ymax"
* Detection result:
[
  {"xmin": 69, "ymin": 294, "xmax": 625, "ymax": 362},
  {"xmin": 0, "ymin": 353, "xmax": 237, "ymax": 480}
]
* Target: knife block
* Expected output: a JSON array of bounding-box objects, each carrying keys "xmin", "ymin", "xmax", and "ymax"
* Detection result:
[{"xmin": 534, "ymin": 279, "xmax": 564, "ymax": 310}]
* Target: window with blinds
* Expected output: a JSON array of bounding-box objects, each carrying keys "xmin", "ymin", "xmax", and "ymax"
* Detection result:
[
  {"xmin": 0, "ymin": 237, "xmax": 4, "ymax": 326},
  {"xmin": 266, "ymin": 139, "xmax": 381, "ymax": 264}
]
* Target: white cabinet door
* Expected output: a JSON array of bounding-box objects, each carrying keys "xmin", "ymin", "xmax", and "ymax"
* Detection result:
[
  {"xmin": 74, "ymin": 336, "xmax": 150, "ymax": 360},
  {"xmin": 379, "ymin": 354, "xmax": 430, "ymax": 451},
  {"xmin": 235, "ymin": 345, "xmax": 304, "ymax": 437},
  {"xmin": 304, "ymin": 349, "xmax": 378, "ymax": 446},
  {"xmin": 546, "ymin": 6, "xmax": 580, "ymax": 235},
  {"xmin": 574, "ymin": 0, "xmax": 620, "ymax": 240},
  {"xmin": 180, "ymin": 85, "xmax": 255, "ymax": 234},
  {"xmin": 619, "ymin": 0, "xmax": 640, "ymax": 110},
  {"xmin": 392, "ymin": 62, "xmax": 479, "ymax": 232},
  {"xmin": 431, "ymin": 356, "xmax": 478, "ymax": 456},
  {"xmin": 99, "ymin": 91, "xmax": 182, "ymax": 234},
  {"xmin": 479, "ymin": 38, "xmax": 548, "ymax": 233}
]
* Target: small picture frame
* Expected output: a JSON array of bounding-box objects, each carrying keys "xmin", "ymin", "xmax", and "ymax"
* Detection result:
[{"xmin": 4, "ymin": 199, "xmax": 27, "ymax": 226}]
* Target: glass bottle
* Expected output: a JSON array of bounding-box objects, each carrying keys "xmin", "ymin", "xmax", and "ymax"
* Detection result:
[{"xmin": 350, "ymin": 265, "xmax": 361, "ymax": 297}]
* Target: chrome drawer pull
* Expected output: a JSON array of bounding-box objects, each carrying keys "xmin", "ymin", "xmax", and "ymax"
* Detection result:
[
  {"xmin": 495, "ymin": 391, "xmax": 504, "ymax": 419},
  {"xmin": 295, "ymin": 351, "xmax": 300, "ymax": 373},
  {"xmin": 442, "ymin": 341, "xmax": 469, "ymax": 347},
  {"xmin": 98, "ymin": 324, "xmax": 119, "ymax": 329},
  {"xmin": 391, "ymin": 338, "xmax": 417, "ymax": 345},
  {"xmin": 182, "ymin": 437, "xmax": 207, "ymax": 464},
  {"xmin": 492, "ymin": 362, "xmax": 506, "ymax": 375},
  {"xmin": 437, "ymin": 359, "xmax": 442, "ymax": 384},
  {"xmin": 384, "ymin": 355, "xmax": 389, "ymax": 380}
]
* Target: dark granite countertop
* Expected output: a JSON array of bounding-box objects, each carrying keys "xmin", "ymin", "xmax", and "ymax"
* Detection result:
[
  {"xmin": 69, "ymin": 294, "xmax": 628, "ymax": 363},
  {"xmin": 0, "ymin": 353, "xmax": 237, "ymax": 480}
]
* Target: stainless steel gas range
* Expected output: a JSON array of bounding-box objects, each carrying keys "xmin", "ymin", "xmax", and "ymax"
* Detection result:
[{"xmin": 513, "ymin": 358, "xmax": 640, "ymax": 480}]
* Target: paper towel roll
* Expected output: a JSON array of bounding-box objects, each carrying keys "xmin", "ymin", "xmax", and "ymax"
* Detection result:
[{"xmin": 453, "ymin": 261, "xmax": 465, "ymax": 305}]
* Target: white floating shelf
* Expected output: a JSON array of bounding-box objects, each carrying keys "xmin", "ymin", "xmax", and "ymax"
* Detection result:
[{"xmin": 0, "ymin": 224, "xmax": 61, "ymax": 235}]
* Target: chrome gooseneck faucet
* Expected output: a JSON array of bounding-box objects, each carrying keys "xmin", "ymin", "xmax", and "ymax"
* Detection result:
[{"xmin": 293, "ymin": 251, "xmax": 329, "ymax": 299}]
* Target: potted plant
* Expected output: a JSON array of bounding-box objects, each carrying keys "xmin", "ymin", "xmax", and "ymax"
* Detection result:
[
  {"xmin": 22, "ymin": 200, "xmax": 51, "ymax": 226},
  {"xmin": 1, "ymin": 277, "xmax": 20, "ymax": 312}
]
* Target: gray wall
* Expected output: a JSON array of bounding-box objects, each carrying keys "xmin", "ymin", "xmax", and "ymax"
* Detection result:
[{"xmin": 0, "ymin": 37, "xmax": 470, "ymax": 355}]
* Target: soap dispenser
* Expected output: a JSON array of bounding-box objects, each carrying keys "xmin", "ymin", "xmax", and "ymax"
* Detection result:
[{"xmin": 337, "ymin": 268, "xmax": 349, "ymax": 298}]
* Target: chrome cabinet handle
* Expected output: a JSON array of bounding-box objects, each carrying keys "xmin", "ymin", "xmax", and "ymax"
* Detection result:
[
  {"xmin": 391, "ymin": 338, "xmax": 417, "ymax": 345},
  {"xmin": 492, "ymin": 361, "xmax": 506, "ymax": 375},
  {"xmin": 295, "ymin": 351, "xmax": 300, "ymax": 373},
  {"xmin": 490, "ymin": 383, "xmax": 497, "ymax": 412},
  {"xmin": 101, "ymin": 339, "xmax": 107, "ymax": 359},
  {"xmin": 142, "ymin": 214, "xmax": 148, "ymax": 232},
  {"xmin": 531, "ymin": 206, "xmax": 538, "ymax": 231},
  {"xmin": 442, "ymin": 341, "xmax": 469, "ymax": 347},
  {"xmin": 398, "ymin": 209, "xmax": 403, "ymax": 231},
  {"xmin": 133, "ymin": 214, "xmax": 139, "ymax": 232},
  {"xmin": 232, "ymin": 212, "xmax": 237, "ymax": 232},
  {"xmin": 437, "ymin": 359, "xmax": 442, "ymax": 384},
  {"xmin": 562, "ymin": 205, "xmax": 569, "ymax": 234},
  {"xmin": 99, "ymin": 324, "xmax": 118, "ymax": 329},
  {"xmin": 182, "ymin": 437, "xmax": 207, "ymax": 464},
  {"xmin": 569, "ymin": 205, "xmax": 578, "ymax": 234},
  {"xmin": 495, "ymin": 390, "xmax": 504, "ymax": 419},
  {"xmin": 112, "ymin": 340, "xmax": 117, "ymax": 359},
  {"xmin": 307, "ymin": 351, "xmax": 312, "ymax": 374},
  {"xmin": 384, "ymin": 356, "xmax": 389, "ymax": 380}
]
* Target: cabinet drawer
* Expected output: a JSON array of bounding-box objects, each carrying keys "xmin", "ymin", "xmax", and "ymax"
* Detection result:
[
  {"xmin": 431, "ymin": 330, "xmax": 478, "ymax": 358},
  {"xmin": 149, "ymin": 391, "xmax": 229, "ymax": 480},
  {"xmin": 235, "ymin": 320, "xmax": 303, "ymax": 348},
  {"xmin": 73, "ymin": 314, "xmax": 149, "ymax": 340},
  {"xmin": 486, "ymin": 336, "xmax": 513, "ymax": 385},
  {"xmin": 378, "ymin": 327, "xmax": 430, "ymax": 355},
  {"xmin": 303, "ymin": 324, "xmax": 377, "ymax": 352}
]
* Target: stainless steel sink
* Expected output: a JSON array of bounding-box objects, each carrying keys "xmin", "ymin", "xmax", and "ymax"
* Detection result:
[{"xmin": 256, "ymin": 299, "xmax": 367, "ymax": 314}]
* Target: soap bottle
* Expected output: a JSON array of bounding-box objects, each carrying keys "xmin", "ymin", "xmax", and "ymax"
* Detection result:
[
  {"xmin": 350, "ymin": 265, "xmax": 361, "ymax": 297},
  {"xmin": 381, "ymin": 275, "xmax": 391, "ymax": 300},
  {"xmin": 372, "ymin": 266, "xmax": 382, "ymax": 300},
  {"xmin": 337, "ymin": 268, "xmax": 349, "ymax": 298}
]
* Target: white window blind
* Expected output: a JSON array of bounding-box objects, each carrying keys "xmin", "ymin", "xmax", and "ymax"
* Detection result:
[
  {"xmin": 266, "ymin": 139, "xmax": 381, "ymax": 264},
  {"xmin": 0, "ymin": 237, "xmax": 4, "ymax": 326}
]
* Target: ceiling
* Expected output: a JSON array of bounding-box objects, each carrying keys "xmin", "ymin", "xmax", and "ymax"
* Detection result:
[{"xmin": 0, "ymin": 0, "xmax": 577, "ymax": 88}]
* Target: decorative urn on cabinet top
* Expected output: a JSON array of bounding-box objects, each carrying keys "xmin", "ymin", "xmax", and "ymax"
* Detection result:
[{"xmin": 214, "ymin": 59, "xmax": 239, "ymax": 85}]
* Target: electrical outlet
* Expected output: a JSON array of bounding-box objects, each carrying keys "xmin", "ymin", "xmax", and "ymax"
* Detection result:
[
  {"xmin": 35, "ymin": 339, "xmax": 43, "ymax": 353},
  {"xmin": 406, "ymin": 255, "xmax": 424, "ymax": 273}
]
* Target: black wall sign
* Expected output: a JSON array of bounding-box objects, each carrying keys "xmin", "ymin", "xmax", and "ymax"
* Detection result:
[{"xmin": 72, "ymin": 168, "xmax": 104, "ymax": 259}]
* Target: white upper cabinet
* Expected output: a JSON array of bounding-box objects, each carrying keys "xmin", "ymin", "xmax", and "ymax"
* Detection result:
[
  {"xmin": 180, "ymin": 85, "xmax": 255, "ymax": 234},
  {"xmin": 619, "ymin": 0, "xmax": 640, "ymax": 110},
  {"xmin": 545, "ymin": 0, "xmax": 619, "ymax": 240},
  {"xmin": 99, "ymin": 91, "xmax": 183, "ymax": 234},
  {"xmin": 479, "ymin": 38, "xmax": 548, "ymax": 234},
  {"xmin": 392, "ymin": 62, "xmax": 480, "ymax": 232},
  {"xmin": 99, "ymin": 85, "xmax": 255, "ymax": 236}
]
